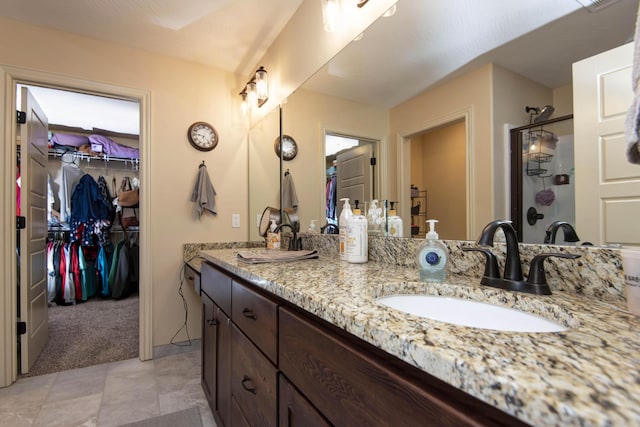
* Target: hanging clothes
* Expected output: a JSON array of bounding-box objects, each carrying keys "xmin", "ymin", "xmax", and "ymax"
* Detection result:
[
  {"xmin": 69, "ymin": 174, "xmax": 113, "ymax": 246},
  {"xmin": 56, "ymin": 163, "xmax": 85, "ymax": 224}
]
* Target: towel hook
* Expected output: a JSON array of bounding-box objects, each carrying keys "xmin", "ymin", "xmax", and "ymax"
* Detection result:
[{"xmin": 200, "ymin": 160, "xmax": 206, "ymax": 168}]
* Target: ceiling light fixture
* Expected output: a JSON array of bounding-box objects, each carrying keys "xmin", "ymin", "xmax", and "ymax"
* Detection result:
[{"xmin": 239, "ymin": 66, "xmax": 269, "ymax": 114}]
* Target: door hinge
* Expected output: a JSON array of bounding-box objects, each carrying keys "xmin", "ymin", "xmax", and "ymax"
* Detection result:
[
  {"xmin": 370, "ymin": 157, "xmax": 377, "ymax": 166},
  {"xmin": 16, "ymin": 216, "xmax": 26, "ymax": 229},
  {"xmin": 16, "ymin": 110, "xmax": 26, "ymax": 124},
  {"xmin": 17, "ymin": 321, "xmax": 26, "ymax": 336}
]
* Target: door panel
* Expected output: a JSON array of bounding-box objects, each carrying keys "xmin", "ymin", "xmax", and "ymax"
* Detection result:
[
  {"xmin": 574, "ymin": 42, "xmax": 639, "ymax": 246},
  {"xmin": 19, "ymin": 87, "xmax": 49, "ymax": 373},
  {"xmin": 336, "ymin": 144, "xmax": 372, "ymax": 207}
]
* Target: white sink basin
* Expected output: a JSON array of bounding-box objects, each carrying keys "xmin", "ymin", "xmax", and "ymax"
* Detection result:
[{"xmin": 377, "ymin": 295, "xmax": 567, "ymax": 333}]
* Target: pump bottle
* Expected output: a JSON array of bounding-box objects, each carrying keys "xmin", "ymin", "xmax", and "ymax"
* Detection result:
[
  {"xmin": 266, "ymin": 219, "xmax": 281, "ymax": 250},
  {"xmin": 416, "ymin": 219, "xmax": 447, "ymax": 282},
  {"xmin": 338, "ymin": 198, "xmax": 353, "ymax": 260},
  {"xmin": 387, "ymin": 201, "xmax": 403, "ymax": 237},
  {"xmin": 346, "ymin": 201, "xmax": 368, "ymax": 263}
]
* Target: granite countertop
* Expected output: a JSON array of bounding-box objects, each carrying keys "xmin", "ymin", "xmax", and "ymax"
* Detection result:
[{"xmin": 199, "ymin": 248, "xmax": 640, "ymax": 427}]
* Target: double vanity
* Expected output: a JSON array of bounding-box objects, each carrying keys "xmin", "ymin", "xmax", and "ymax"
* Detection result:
[{"xmin": 184, "ymin": 236, "xmax": 639, "ymax": 426}]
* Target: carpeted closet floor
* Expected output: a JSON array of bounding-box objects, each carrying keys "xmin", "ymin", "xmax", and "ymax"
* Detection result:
[{"xmin": 22, "ymin": 295, "xmax": 139, "ymax": 377}]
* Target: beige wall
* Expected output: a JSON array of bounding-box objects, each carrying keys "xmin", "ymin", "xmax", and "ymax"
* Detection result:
[
  {"xmin": 491, "ymin": 64, "xmax": 554, "ymax": 218},
  {"xmin": 410, "ymin": 120, "xmax": 466, "ymax": 240},
  {"xmin": 0, "ymin": 17, "xmax": 249, "ymax": 346},
  {"xmin": 390, "ymin": 64, "xmax": 493, "ymax": 239}
]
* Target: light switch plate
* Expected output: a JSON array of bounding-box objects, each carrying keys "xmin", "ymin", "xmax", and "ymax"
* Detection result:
[{"xmin": 232, "ymin": 214, "xmax": 240, "ymax": 228}]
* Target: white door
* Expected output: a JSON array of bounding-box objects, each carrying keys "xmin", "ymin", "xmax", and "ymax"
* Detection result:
[
  {"xmin": 336, "ymin": 144, "xmax": 373, "ymax": 210},
  {"xmin": 19, "ymin": 87, "xmax": 49, "ymax": 373},
  {"xmin": 573, "ymin": 42, "xmax": 640, "ymax": 246}
]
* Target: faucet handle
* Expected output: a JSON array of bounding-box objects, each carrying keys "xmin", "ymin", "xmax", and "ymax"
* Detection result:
[
  {"xmin": 462, "ymin": 247, "xmax": 500, "ymax": 279},
  {"xmin": 528, "ymin": 253, "xmax": 581, "ymax": 285}
]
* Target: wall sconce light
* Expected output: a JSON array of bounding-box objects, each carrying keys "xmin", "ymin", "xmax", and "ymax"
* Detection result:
[
  {"xmin": 322, "ymin": 0, "xmax": 341, "ymax": 32},
  {"xmin": 239, "ymin": 66, "xmax": 269, "ymax": 114}
]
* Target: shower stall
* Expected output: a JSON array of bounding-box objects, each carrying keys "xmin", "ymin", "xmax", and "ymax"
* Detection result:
[{"xmin": 510, "ymin": 114, "xmax": 575, "ymax": 243}]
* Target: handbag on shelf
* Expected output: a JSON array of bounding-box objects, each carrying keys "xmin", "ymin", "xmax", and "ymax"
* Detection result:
[{"xmin": 117, "ymin": 176, "xmax": 139, "ymax": 208}]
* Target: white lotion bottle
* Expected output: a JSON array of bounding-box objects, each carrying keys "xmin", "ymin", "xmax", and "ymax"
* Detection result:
[
  {"xmin": 346, "ymin": 205, "xmax": 368, "ymax": 263},
  {"xmin": 417, "ymin": 219, "xmax": 447, "ymax": 282},
  {"xmin": 387, "ymin": 202, "xmax": 403, "ymax": 237},
  {"xmin": 338, "ymin": 198, "xmax": 353, "ymax": 260}
]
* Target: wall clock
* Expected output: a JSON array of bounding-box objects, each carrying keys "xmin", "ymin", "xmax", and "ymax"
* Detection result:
[
  {"xmin": 273, "ymin": 134, "xmax": 298, "ymax": 161},
  {"xmin": 188, "ymin": 121, "xmax": 218, "ymax": 151}
]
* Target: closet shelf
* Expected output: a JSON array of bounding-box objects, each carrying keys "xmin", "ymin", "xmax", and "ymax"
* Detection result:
[{"xmin": 48, "ymin": 147, "xmax": 140, "ymax": 168}]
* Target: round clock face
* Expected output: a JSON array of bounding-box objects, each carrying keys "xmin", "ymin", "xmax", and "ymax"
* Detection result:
[
  {"xmin": 188, "ymin": 122, "xmax": 218, "ymax": 151},
  {"xmin": 273, "ymin": 134, "xmax": 298, "ymax": 161}
]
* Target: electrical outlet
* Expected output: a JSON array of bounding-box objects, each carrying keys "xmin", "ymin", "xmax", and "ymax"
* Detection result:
[{"xmin": 232, "ymin": 214, "xmax": 240, "ymax": 228}]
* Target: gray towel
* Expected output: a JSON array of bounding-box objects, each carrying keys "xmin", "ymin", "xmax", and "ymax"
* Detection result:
[
  {"xmin": 283, "ymin": 172, "xmax": 298, "ymax": 210},
  {"xmin": 191, "ymin": 165, "xmax": 217, "ymax": 217},
  {"xmin": 625, "ymin": 4, "xmax": 640, "ymax": 164}
]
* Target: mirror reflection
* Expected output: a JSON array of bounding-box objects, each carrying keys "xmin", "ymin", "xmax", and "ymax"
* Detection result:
[{"xmin": 248, "ymin": 0, "xmax": 640, "ymax": 245}]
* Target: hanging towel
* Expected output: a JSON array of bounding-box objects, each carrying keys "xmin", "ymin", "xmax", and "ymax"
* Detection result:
[
  {"xmin": 191, "ymin": 164, "xmax": 217, "ymax": 216},
  {"xmin": 625, "ymin": 4, "xmax": 640, "ymax": 164},
  {"xmin": 282, "ymin": 172, "xmax": 298, "ymax": 210}
]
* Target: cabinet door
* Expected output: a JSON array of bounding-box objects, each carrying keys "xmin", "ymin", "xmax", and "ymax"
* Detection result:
[
  {"xmin": 232, "ymin": 325, "xmax": 277, "ymax": 427},
  {"xmin": 216, "ymin": 306, "xmax": 232, "ymax": 427},
  {"xmin": 279, "ymin": 307, "xmax": 525, "ymax": 427},
  {"xmin": 201, "ymin": 293, "xmax": 217, "ymax": 407},
  {"xmin": 279, "ymin": 374, "xmax": 331, "ymax": 427}
]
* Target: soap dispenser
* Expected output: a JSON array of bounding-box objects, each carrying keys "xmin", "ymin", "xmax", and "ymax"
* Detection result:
[
  {"xmin": 417, "ymin": 219, "xmax": 447, "ymax": 282},
  {"xmin": 346, "ymin": 200, "xmax": 368, "ymax": 263},
  {"xmin": 338, "ymin": 198, "xmax": 353, "ymax": 260},
  {"xmin": 267, "ymin": 219, "xmax": 281, "ymax": 250},
  {"xmin": 387, "ymin": 202, "xmax": 403, "ymax": 237}
]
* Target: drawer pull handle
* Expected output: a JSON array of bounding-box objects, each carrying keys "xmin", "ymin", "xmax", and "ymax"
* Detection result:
[
  {"xmin": 207, "ymin": 319, "xmax": 218, "ymax": 327},
  {"xmin": 187, "ymin": 275, "xmax": 194, "ymax": 280},
  {"xmin": 242, "ymin": 308, "xmax": 257, "ymax": 320},
  {"xmin": 241, "ymin": 375, "xmax": 257, "ymax": 394}
]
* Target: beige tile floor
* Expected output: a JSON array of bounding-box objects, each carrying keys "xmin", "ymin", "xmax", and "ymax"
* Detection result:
[{"xmin": 0, "ymin": 343, "xmax": 216, "ymax": 427}]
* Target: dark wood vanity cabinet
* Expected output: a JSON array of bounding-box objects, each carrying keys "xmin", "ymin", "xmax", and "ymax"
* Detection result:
[
  {"xmin": 201, "ymin": 262, "xmax": 526, "ymax": 427},
  {"xmin": 279, "ymin": 374, "xmax": 331, "ymax": 427},
  {"xmin": 200, "ymin": 263, "xmax": 232, "ymax": 427}
]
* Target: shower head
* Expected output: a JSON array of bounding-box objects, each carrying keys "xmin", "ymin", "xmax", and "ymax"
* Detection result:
[{"xmin": 533, "ymin": 105, "xmax": 555, "ymax": 123}]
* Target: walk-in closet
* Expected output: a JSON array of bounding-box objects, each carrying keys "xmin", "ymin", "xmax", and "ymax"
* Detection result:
[{"xmin": 16, "ymin": 85, "xmax": 141, "ymax": 376}]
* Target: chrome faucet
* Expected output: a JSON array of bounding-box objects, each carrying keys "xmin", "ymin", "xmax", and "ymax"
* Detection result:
[
  {"xmin": 544, "ymin": 221, "xmax": 580, "ymax": 244},
  {"xmin": 463, "ymin": 220, "xmax": 580, "ymax": 295},
  {"xmin": 274, "ymin": 223, "xmax": 301, "ymax": 251}
]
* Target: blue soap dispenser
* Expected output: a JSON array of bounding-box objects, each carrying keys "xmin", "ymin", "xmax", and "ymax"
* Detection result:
[{"xmin": 417, "ymin": 219, "xmax": 448, "ymax": 282}]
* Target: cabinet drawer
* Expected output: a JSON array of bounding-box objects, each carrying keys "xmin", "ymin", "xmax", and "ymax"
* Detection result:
[
  {"xmin": 279, "ymin": 374, "xmax": 331, "ymax": 427},
  {"xmin": 184, "ymin": 264, "xmax": 200, "ymax": 295},
  {"xmin": 201, "ymin": 262, "xmax": 232, "ymax": 315},
  {"xmin": 232, "ymin": 280, "xmax": 278, "ymax": 363},
  {"xmin": 232, "ymin": 325, "xmax": 277, "ymax": 427},
  {"xmin": 279, "ymin": 307, "xmax": 525, "ymax": 427}
]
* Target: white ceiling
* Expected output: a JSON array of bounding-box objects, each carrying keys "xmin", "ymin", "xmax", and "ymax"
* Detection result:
[
  {"xmin": 4, "ymin": 0, "xmax": 639, "ymax": 130},
  {"xmin": 0, "ymin": 0, "xmax": 304, "ymax": 76},
  {"xmin": 303, "ymin": 0, "xmax": 639, "ymax": 108}
]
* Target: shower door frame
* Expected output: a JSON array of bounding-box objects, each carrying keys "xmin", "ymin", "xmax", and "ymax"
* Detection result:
[{"xmin": 509, "ymin": 114, "xmax": 573, "ymax": 241}]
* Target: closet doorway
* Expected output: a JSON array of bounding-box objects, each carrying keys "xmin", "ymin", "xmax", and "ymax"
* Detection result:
[{"xmin": 17, "ymin": 84, "xmax": 141, "ymax": 377}]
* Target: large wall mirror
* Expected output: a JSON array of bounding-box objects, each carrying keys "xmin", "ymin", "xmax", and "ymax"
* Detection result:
[{"xmin": 248, "ymin": 0, "xmax": 639, "ymax": 245}]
